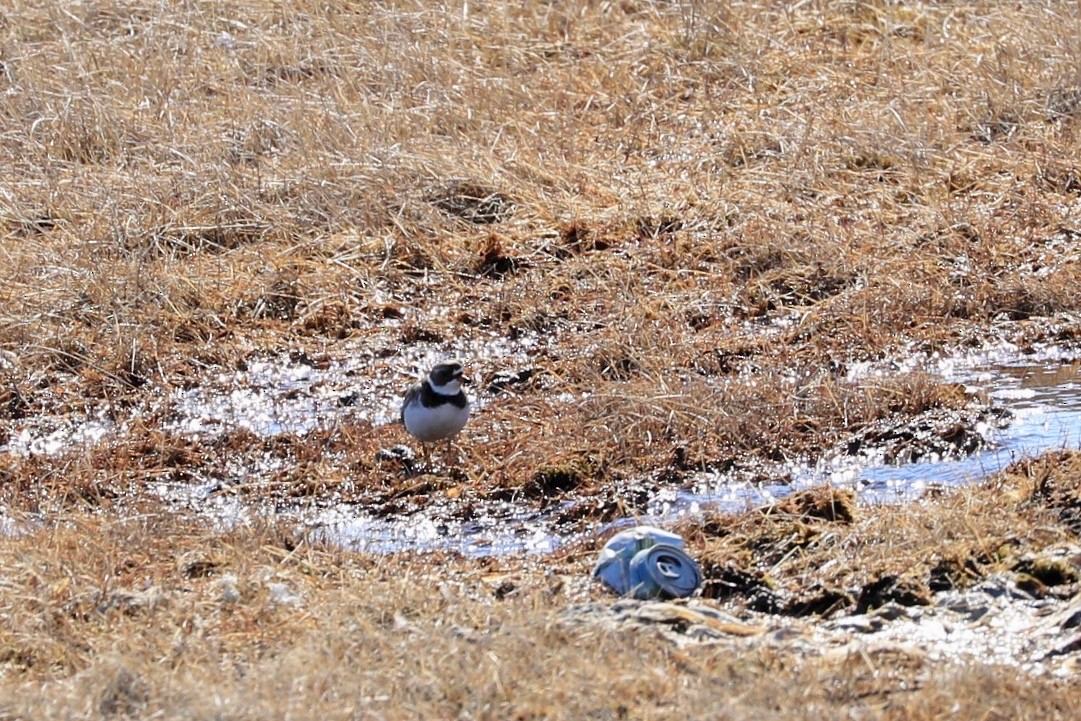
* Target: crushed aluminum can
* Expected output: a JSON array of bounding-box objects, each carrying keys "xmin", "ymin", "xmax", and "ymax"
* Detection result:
[{"xmin": 592, "ymin": 525, "xmax": 702, "ymax": 600}]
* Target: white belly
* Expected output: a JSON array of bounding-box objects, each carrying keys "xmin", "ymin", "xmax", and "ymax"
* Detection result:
[{"xmin": 403, "ymin": 401, "xmax": 470, "ymax": 442}]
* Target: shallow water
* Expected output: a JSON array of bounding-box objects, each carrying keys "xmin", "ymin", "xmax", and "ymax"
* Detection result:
[
  {"xmin": 3, "ymin": 342, "xmax": 1080, "ymax": 556},
  {"xmin": 315, "ymin": 353, "xmax": 1081, "ymax": 555},
  {"xmin": 858, "ymin": 359, "xmax": 1080, "ymax": 500},
  {"xmin": 680, "ymin": 356, "xmax": 1081, "ymax": 511}
]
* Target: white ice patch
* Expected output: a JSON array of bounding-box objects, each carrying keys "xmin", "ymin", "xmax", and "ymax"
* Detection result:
[
  {"xmin": 992, "ymin": 387, "xmax": 1037, "ymax": 401},
  {"xmin": 164, "ymin": 333, "xmax": 539, "ymax": 441}
]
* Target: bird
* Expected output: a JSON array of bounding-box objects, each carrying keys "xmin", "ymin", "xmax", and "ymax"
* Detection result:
[{"xmin": 400, "ymin": 360, "xmax": 471, "ymax": 465}]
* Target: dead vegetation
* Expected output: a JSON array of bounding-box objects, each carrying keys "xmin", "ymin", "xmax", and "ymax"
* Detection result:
[
  {"xmin": 2, "ymin": 0, "xmax": 1081, "ymax": 715},
  {"xmin": 2, "ymin": 0, "xmax": 1080, "ymax": 399},
  {"xmin": 1, "ymin": 452, "xmax": 1080, "ymax": 719},
  {"xmin": 690, "ymin": 451, "xmax": 1081, "ymax": 617}
]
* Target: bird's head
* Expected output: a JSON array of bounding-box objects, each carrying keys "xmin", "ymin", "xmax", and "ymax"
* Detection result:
[{"xmin": 428, "ymin": 360, "xmax": 467, "ymax": 393}]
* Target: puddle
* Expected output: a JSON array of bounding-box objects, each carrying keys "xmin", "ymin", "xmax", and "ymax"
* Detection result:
[{"xmin": 309, "ymin": 504, "xmax": 563, "ymax": 556}]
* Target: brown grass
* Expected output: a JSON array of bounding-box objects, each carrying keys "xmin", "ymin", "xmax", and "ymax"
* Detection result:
[
  {"xmin": 691, "ymin": 450, "xmax": 1081, "ymax": 615},
  {"xmin": 1, "ymin": 451, "xmax": 1080, "ymax": 719},
  {"xmin": 2, "ymin": 0, "xmax": 1081, "ymax": 715},
  {"xmin": 2, "ymin": 2, "xmax": 1080, "ymax": 482}
]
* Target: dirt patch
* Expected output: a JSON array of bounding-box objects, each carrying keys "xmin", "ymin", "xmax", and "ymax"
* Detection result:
[
  {"xmin": 429, "ymin": 181, "xmax": 515, "ymax": 224},
  {"xmin": 855, "ymin": 574, "xmax": 934, "ymax": 613},
  {"xmin": 476, "ymin": 234, "xmax": 525, "ymax": 278},
  {"xmin": 844, "ymin": 407, "xmax": 1004, "ymax": 464},
  {"xmin": 557, "ymin": 221, "xmax": 614, "ymax": 254}
]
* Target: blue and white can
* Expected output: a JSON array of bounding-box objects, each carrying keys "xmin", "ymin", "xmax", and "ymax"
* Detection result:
[{"xmin": 593, "ymin": 525, "xmax": 702, "ymax": 599}]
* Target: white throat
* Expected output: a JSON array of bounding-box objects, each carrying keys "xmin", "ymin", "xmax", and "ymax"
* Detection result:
[{"xmin": 429, "ymin": 378, "xmax": 461, "ymax": 396}]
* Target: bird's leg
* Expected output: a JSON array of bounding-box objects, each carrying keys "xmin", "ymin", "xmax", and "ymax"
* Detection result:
[
  {"xmin": 444, "ymin": 439, "xmax": 467, "ymax": 472},
  {"xmin": 401, "ymin": 453, "xmax": 418, "ymax": 478},
  {"xmin": 443, "ymin": 439, "xmax": 454, "ymax": 469},
  {"xmin": 420, "ymin": 443, "xmax": 432, "ymax": 473}
]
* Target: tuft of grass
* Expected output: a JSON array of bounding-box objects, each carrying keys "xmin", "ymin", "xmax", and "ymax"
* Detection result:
[{"xmin": 689, "ymin": 450, "xmax": 1081, "ymax": 618}]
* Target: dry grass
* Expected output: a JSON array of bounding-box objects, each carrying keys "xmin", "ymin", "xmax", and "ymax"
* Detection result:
[
  {"xmin": 2, "ymin": 0, "xmax": 1080, "ymax": 487},
  {"xmin": 2, "ymin": 0, "xmax": 1081, "ymax": 715},
  {"xmin": 691, "ymin": 450, "xmax": 1081, "ymax": 615},
  {"xmin": 1, "ymin": 452, "xmax": 1080, "ymax": 719}
]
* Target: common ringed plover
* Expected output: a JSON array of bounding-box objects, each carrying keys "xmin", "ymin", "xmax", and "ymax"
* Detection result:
[{"xmin": 401, "ymin": 360, "xmax": 470, "ymax": 444}]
